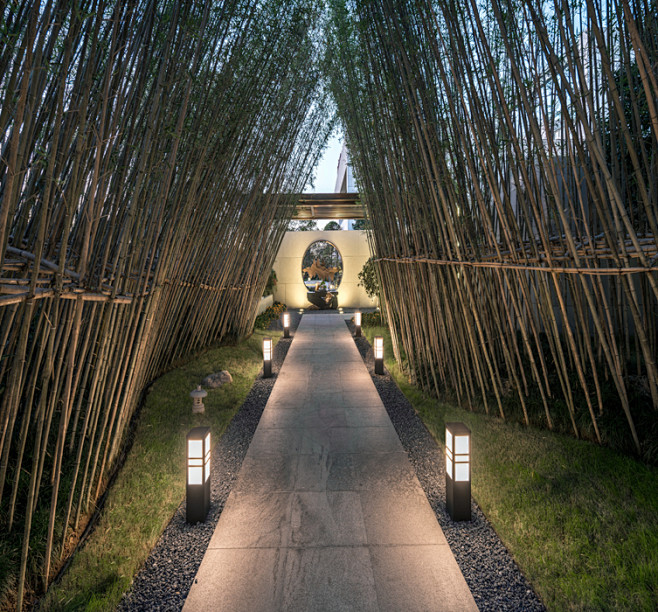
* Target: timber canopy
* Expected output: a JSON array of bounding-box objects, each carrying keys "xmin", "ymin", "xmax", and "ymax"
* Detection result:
[{"xmin": 1, "ymin": 0, "xmax": 656, "ymax": 609}]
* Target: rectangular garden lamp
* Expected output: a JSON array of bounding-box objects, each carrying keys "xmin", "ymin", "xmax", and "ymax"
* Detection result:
[
  {"xmin": 282, "ymin": 312, "xmax": 290, "ymax": 338},
  {"xmin": 263, "ymin": 337, "xmax": 272, "ymax": 377},
  {"xmin": 374, "ymin": 336, "xmax": 384, "ymax": 375},
  {"xmin": 354, "ymin": 312, "xmax": 362, "ymax": 337},
  {"xmin": 445, "ymin": 422, "xmax": 471, "ymax": 521},
  {"xmin": 187, "ymin": 427, "xmax": 211, "ymax": 524}
]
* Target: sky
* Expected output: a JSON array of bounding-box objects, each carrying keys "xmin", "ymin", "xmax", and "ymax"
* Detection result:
[{"xmin": 305, "ymin": 130, "xmax": 343, "ymax": 193}]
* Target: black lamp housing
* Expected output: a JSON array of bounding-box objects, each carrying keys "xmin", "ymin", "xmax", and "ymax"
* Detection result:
[
  {"xmin": 445, "ymin": 422, "xmax": 471, "ymax": 521},
  {"xmin": 187, "ymin": 426, "xmax": 211, "ymax": 523},
  {"xmin": 354, "ymin": 311, "xmax": 362, "ymax": 337},
  {"xmin": 374, "ymin": 335, "xmax": 384, "ymax": 375},
  {"xmin": 263, "ymin": 337, "xmax": 272, "ymax": 378},
  {"xmin": 282, "ymin": 313, "xmax": 290, "ymax": 338}
]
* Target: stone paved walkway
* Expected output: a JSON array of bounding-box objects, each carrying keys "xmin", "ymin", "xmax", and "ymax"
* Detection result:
[{"xmin": 183, "ymin": 314, "xmax": 477, "ymax": 611}]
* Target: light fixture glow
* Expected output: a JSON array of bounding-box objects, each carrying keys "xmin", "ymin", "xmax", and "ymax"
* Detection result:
[
  {"xmin": 354, "ymin": 311, "xmax": 362, "ymax": 337},
  {"xmin": 188, "ymin": 439, "xmax": 203, "ymax": 458},
  {"xmin": 374, "ymin": 336, "xmax": 384, "ymax": 375},
  {"xmin": 188, "ymin": 467, "xmax": 203, "ymax": 485},
  {"xmin": 455, "ymin": 434, "xmax": 469, "ymax": 454},
  {"xmin": 445, "ymin": 422, "xmax": 471, "ymax": 521},
  {"xmin": 282, "ymin": 312, "xmax": 290, "ymax": 338},
  {"xmin": 374, "ymin": 337, "xmax": 383, "ymax": 358},
  {"xmin": 263, "ymin": 337, "xmax": 272, "ymax": 377},
  {"xmin": 187, "ymin": 426, "xmax": 211, "ymax": 523},
  {"xmin": 204, "ymin": 432, "xmax": 211, "ymax": 481}
]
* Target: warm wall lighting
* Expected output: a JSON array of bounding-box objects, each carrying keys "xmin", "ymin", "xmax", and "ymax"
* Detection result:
[
  {"xmin": 187, "ymin": 427, "xmax": 211, "ymax": 523},
  {"xmin": 445, "ymin": 422, "xmax": 471, "ymax": 521},
  {"xmin": 190, "ymin": 386, "xmax": 207, "ymax": 414},
  {"xmin": 354, "ymin": 312, "xmax": 362, "ymax": 337},
  {"xmin": 374, "ymin": 336, "xmax": 384, "ymax": 375},
  {"xmin": 282, "ymin": 312, "xmax": 290, "ymax": 338},
  {"xmin": 263, "ymin": 337, "xmax": 272, "ymax": 377}
]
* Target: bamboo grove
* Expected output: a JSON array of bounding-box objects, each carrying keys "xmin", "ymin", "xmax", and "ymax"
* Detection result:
[
  {"xmin": 326, "ymin": 0, "xmax": 657, "ymax": 456},
  {"xmin": 0, "ymin": 1, "xmax": 332, "ymax": 606}
]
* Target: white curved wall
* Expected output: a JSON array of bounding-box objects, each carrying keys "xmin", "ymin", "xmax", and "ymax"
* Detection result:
[{"xmin": 272, "ymin": 230, "xmax": 375, "ymax": 308}]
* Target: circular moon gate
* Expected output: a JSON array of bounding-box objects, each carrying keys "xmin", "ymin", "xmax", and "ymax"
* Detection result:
[{"xmin": 301, "ymin": 240, "xmax": 343, "ymax": 309}]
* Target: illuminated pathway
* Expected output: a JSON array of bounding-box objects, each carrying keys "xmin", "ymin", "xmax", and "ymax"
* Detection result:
[{"xmin": 183, "ymin": 314, "xmax": 477, "ymax": 611}]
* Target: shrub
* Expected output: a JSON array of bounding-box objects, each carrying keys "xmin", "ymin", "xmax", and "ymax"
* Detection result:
[
  {"xmin": 357, "ymin": 257, "xmax": 380, "ymax": 300},
  {"xmin": 355, "ymin": 311, "xmax": 385, "ymax": 327},
  {"xmin": 254, "ymin": 302, "xmax": 286, "ymax": 330},
  {"xmin": 263, "ymin": 269, "xmax": 277, "ymax": 297}
]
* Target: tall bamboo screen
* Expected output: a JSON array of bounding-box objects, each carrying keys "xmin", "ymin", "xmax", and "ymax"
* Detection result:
[
  {"xmin": 326, "ymin": 0, "xmax": 657, "ymax": 455},
  {"xmin": 0, "ymin": 1, "xmax": 332, "ymax": 606}
]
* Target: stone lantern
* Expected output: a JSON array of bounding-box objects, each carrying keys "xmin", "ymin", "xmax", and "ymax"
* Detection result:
[{"xmin": 191, "ymin": 386, "xmax": 207, "ymax": 414}]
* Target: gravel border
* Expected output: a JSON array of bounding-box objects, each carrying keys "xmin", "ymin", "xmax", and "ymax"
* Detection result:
[
  {"xmin": 346, "ymin": 319, "xmax": 545, "ymax": 612},
  {"xmin": 120, "ymin": 312, "xmax": 544, "ymax": 610}
]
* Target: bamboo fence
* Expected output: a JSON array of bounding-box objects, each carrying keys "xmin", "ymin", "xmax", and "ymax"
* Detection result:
[
  {"xmin": 0, "ymin": 1, "xmax": 332, "ymax": 607},
  {"xmin": 326, "ymin": 0, "xmax": 656, "ymax": 453},
  {"xmin": 3, "ymin": 0, "xmax": 657, "ymax": 607}
]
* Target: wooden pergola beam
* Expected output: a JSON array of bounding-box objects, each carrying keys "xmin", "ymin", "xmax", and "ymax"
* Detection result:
[{"xmin": 285, "ymin": 192, "xmax": 364, "ymax": 219}]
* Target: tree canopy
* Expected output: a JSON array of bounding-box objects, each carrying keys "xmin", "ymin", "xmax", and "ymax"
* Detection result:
[{"xmin": 288, "ymin": 219, "xmax": 319, "ymax": 231}]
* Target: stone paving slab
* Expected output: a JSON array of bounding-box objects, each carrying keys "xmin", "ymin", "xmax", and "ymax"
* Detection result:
[{"xmin": 184, "ymin": 314, "xmax": 477, "ymax": 611}]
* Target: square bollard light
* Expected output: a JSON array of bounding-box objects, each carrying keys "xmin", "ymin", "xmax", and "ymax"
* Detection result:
[
  {"xmin": 263, "ymin": 337, "xmax": 272, "ymax": 378},
  {"xmin": 374, "ymin": 336, "xmax": 384, "ymax": 375},
  {"xmin": 282, "ymin": 312, "xmax": 290, "ymax": 338},
  {"xmin": 445, "ymin": 422, "xmax": 471, "ymax": 521},
  {"xmin": 187, "ymin": 427, "xmax": 211, "ymax": 523},
  {"xmin": 354, "ymin": 312, "xmax": 362, "ymax": 337}
]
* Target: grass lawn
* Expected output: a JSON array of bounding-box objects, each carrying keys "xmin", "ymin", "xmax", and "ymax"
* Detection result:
[
  {"xmin": 364, "ymin": 325, "xmax": 658, "ymax": 611},
  {"xmin": 40, "ymin": 330, "xmax": 280, "ymax": 611}
]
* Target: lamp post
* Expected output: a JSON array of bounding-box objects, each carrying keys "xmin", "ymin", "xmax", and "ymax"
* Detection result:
[
  {"xmin": 282, "ymin": 312, "xmax": 290, "ymax": 338},
  {"xmin": 187, "ymin": 427, "xmax": 211, "ymax": 523},
  {"xmin": 374, "ymin": 336, "xmax": 384, "ymax": 375},
  {"xmin": 263, "ymin": 337, "xmax": 272, "ymax": 378},
  {"xmin": 190, "ymin": 386, "xmax": 207, "ymax": 414},
  {"xmin": 445, "ymin": 422, "xmax": 471, "ymax": 521},
  {"xmin": 354, "ymin": 312, "xmax": 362, "ymax": 337}
]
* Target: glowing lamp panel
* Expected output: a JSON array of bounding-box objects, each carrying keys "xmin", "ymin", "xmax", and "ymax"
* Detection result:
[
  {"xmin": 355, "ymin": 312, "xmax": 362, "ymax": 326},
  {"xmin": 188, "ymin": 433, "xmax": 211, "ymax": 485},
  {"xmin": 374, "ymin": 337, "xmax": 384, "ymax": 359},
  {"xmin": 445, "ymin": 428, "xmax": 470, "ymax": 481},
  {"xmin": 455, "ymin": 435, "xmax": 469, "ymax": 454},
  {"xmin": 282, "ymin": 313, "xmax": 290, "ymax": 328},
  {"xmin": 204, "ymin": 433, "xmax": 211, "ymax": 481},
  {"xmin": 188, "ymin": 466, "xmax": 203, "ymax": 485},
  {"xmin": 454, "ymin": 462, "xmax": 469, "ymax": 482},
  {"xmin": 263, "ymin": 339, "xmax": 272, "ymax": 361},
  {"xmin": 188, "ymin": 439, "xmax": 203, "ymax": 459}
]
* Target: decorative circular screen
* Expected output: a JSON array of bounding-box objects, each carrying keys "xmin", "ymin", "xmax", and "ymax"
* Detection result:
[{"xmin": 301, "ymin": 240, "xmax": 343, "ymax": 290}]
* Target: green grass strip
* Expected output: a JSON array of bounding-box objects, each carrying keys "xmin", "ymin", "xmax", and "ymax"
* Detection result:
[
  {"xmin": 364, "ymin": 326, "xmax": 658, "ymax": 611},
  {"xmin": 41, "ymin": 330, "xmax": 281, "ymax": 611}
]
